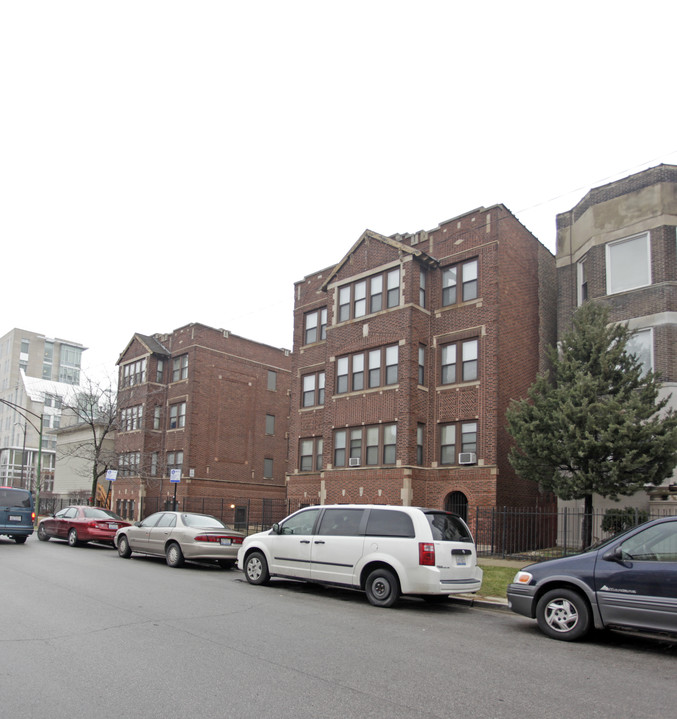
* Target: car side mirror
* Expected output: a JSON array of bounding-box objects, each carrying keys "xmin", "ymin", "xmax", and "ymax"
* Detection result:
[
  {"xmin": 602, "ymin": 546, "xmax": 624, "ymax": 562},
  {"xmin": 133, "ymin": 521, "xmax": 142, "ymax": 527},
  {"xmin": 271, "ymin": 523, "xmax": 280, "ymax": 534}
]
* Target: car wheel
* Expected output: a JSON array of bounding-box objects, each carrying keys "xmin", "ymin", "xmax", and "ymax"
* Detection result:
[
  {"xmin": 67, "ymin": 528, "xmax": 80, "ymax": 547},
  {"xmin": 536, "ymin": 588, "xmax": 591, "ymax": 641},
  {"xmin": 37, "ymin": 524, "xmax": 50, "ymax": 541},
  {"xmin": 165, "ymin": 542, "xmax": 185, "ymax": 568},
  {"xmin": 244, "ymin": 551, "xmax": 270, "ymax": 585},
  {"xmin": 218, "ymin": 559, "xmax": 236, "ymax": 570},
  {"xmin": 365, "ymin": 568, "xmax": 400, "ymax": 608},
  {"xmin": 13, "ymin": 535, "xmax": 27, "ymax": 544},
  {"xmin": 117, "ymin": 534, "xmax": 132, "ymax": 558}
]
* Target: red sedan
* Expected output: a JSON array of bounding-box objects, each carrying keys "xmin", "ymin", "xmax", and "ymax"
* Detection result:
[{"xmin": 38, "ymin": 506, "xmax": 131, "ymax": 546}]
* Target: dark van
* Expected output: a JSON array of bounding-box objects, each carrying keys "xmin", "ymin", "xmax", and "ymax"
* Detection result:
[{"xmin": 0, "ymin": 487, "xmax": 35, "ymax": 543}]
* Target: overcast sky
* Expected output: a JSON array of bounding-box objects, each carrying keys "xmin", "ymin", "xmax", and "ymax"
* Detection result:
[{"xmin": 2, "ymin": 1, "xmax": 675, "ymax": 383}]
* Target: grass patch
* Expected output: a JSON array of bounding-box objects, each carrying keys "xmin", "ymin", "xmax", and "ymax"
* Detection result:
[{"xmin": 476, "ymin": 563, "xmax": 520, "ymax": 600}]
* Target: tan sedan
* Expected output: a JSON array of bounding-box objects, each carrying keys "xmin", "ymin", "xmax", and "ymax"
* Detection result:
[{"xmin": 115, "ymin": 511, "xmax": 244, "ymax": 568}]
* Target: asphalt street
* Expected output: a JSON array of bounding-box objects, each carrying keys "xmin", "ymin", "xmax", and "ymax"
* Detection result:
[{"xmin": 1, "ymin": 534, "xmax": 676, "ymax": 719}]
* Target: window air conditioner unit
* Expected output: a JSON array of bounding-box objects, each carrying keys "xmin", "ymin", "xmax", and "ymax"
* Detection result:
[
  {"xmin": 348, "ymin": 457, "xmax": 361, "ymax": 467},
  {"xmin": 458, "ymin": 452, "xmax": 477, "ymax": 465}
]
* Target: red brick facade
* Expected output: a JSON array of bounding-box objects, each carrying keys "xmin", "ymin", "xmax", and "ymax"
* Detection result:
[
  {"xmin": 113, "ymin": 323, "xmax": 291, "ymax": 520},
  {"xmin": 288, "ymin": 205, "xmax": 557, "ymax": 517}
]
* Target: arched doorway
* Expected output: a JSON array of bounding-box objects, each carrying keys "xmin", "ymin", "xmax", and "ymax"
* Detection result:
[{"xmin": 445, "ymin": 491, "xmax": 468, "ymax": 522}]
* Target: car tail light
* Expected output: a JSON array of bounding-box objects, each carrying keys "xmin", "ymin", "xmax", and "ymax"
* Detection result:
[
  {"xmin": 194, "ymin": 534, "xmax": 244, "ymax": 544},
  {"xmin": 419, "ymin": 542, "xmax": 435, "ymax": 566},
  {"xmin": 31, "ymin": 512, "xmax": 36, "ymax": 522}
]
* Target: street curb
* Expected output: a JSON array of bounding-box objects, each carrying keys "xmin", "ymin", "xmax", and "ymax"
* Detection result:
[{"xmin": 449, "ymin": 595, "xmax": 509, "ymax": 611}]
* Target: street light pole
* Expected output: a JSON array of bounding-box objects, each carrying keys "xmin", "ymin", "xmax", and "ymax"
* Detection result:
[{"xmin": 0, "ymin": 398, "xmax": 44, "ymax": 519}]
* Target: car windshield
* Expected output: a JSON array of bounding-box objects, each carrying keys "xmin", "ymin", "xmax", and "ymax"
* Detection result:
[
  {"xmin": 0, "ymin": 488, "xmax": 32, "ymax": 508},
  {"xmin": 181, "ymin": 514, "xmax": 227, "ymax": 529},
  {"xmin": 582, "ymin": 524, "xmax": 643, "ymax": 553},
  {"xmin": 82, "ymin": 507, "xmax": 124, "ymax": 520},
  {"xmin": 425, "ymin": 512, "xmax": 473, "ymax": 542}
]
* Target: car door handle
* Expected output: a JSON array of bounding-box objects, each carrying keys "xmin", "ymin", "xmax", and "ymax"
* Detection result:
[
  {"xmin": 300, "ymin": 540, "xmax": 310, "ymax": 544},
  {"xmin": 314, "ymin": 540, "xmax": 325, "ymax": 544}
]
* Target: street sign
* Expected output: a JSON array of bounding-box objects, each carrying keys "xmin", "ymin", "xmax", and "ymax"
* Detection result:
[
  {"xmin": 170, "ymin": 469, "xmax": 181, "ymax": 483},
  {"xmin": 106, "ymin": 469, "xmax": 118, "ymax": 482}
]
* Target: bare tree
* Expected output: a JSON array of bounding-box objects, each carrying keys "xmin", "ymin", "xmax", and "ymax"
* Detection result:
[{"xmin": 58, "ymin": 373, "xmax": 118, "ymax": 503}]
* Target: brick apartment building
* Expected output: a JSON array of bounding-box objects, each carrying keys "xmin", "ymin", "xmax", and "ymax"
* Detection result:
[
  {"xmin": 113, "ymin": 323, "xmax": 291, "ymax": 521},
  {"xmin": 288, "ymin": 205, "xmax": 556, "ymax": 518},
  {"xmin": 556, "ymin": 164, "xmax": 677, "ymax": 508}
]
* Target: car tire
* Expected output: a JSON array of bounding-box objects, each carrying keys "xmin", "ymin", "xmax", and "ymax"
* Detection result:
[
  {"xmin": 117, "ymin": 534, "xmax": 132, "ymax": 558},
  {"xmin": 365, "ymin": 568, "xmax": 400, "ymax": 608},
  {"xmin": 244, "ymin": 551, "xmax": 270, "ymax": 585},
  {"xmin": 536, "ymin": 588, "xmax": 591, "ymax": 641},
  {"xmin": 165, "ymin": 542, "xmax": 185, "ymax": 568},
  {"xmin": 13, "ymin": 535, "xmax": 27, "ymax": 544},
  {"xmin": 218, "ymin": 559, "xmax": 236, "ymax": 570},
  {"xmin": 68, "ymin": 528, "xmax": 80, "ymax": 547},
  {"xmin": 37, "ymin": 524, "xmax": 50, "ymax": 541}
]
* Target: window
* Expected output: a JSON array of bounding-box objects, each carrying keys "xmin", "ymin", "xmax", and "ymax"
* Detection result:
[
  {"xmin": 441, "ymin": 339, "xmax": 478, "ymax": 384},
  {"xmin": 122, "ymin": 358, "xmax": 146, "ymax": 387},
  {"xmin": 267, "ymin": 370, "xmax": 277, "ymax": 391},
  {"xmin": 263, "ymin": 458, "xmax": 274, "ymax": 479},
  {"xmin": 417, "ymin": 424, "xmax": 424, "ymax": 465},
  {"xmin": 419, "ymin": 269, "xmax": 427, "ymax": 307},
  {"xmin": 150, "ymin": 452, "xmax": 158, "ymax": 476},
  {"xmin": 58, "ymin": 344, "xmax": 82, "ymax": 385},
  {"xmin": 167, "ymin": 451, "xmax": 183, "ymax": 473},
  {"xmin": 418, "ymin": 345, "xmax": 426, "ymax": 385},
  {"xmin": 618, "ymin": 522, "xmax": 677, "ymax": 562},
  {"xmin": 172, "ymin": 355, "xmax": 188, "ymax": 382},
  {"xmin": 336, "ymin": 345, "xmax": 398, "ymax": 394},
  {"xmin": 440, "ymin": 421, "xmax": 478, "ymax": 464},
  {"xmin": 265, "ymin": 414, "xmax": 275, "ymax": 435},
  {"xmin": 354, "ymin": 280, "xmax": 367, "ymax": 318},
  {"xmin": 153, "ymin": 406, "xmax": 162, "ymax": 430},
  {"xmin": 626, "ymin": 328, "xmax": 653, "ymax": 374},
  {"xmin": 333, "ymin": 424, "xmax": 396, "ymax": 467},
  {"xmin": 302, "ymin": 371, "xmax": 325, "ymax": 407},
  {"xmin": 385, "ymin": 345, "xmax": 398, "ymax": 385},
  {"xmin": 299, "ymin": 437, "xmax": 323, "ymax": 471},
  {"xmin": 442, "ymin": 259, "xmax": 478, "ymax": 306},
  {"xmin": 337, "ymin": 268, "xmax": 401, "ymax": 323},
  {"xmin": 304, "ymin": 308, "xmax": 327, "ymax": 344},
  {"xmin": 156, "ymin": 359, "xmax": 165, "ymax": 383},
  {"xmin": 577, "ymin": 256, "xmax": 588, "ymax": 305},
  {"xmin": 317, "ymin": 508, "xmax": 366, "ymax": 536},
  {"xmin": 365, "ymin": 509, "xmax": 415, "ymax": 538},
  {"xmin": 370, "ymin": 275, "xmax": 383, "ymax": 313},
  {"xmin": 120, "ymin": 405, "xmax": 143, "ymax": 432},
  {"xmin": 606, "ymin": 232, "xmax": 650, "ymax": 295},
  {"xmin": 169, "ymin": 402, "xmax": 186, "ymax": 430},
  {"xmin": 119, "ymin": 452, "xmax": 141, "ymax": 476}
]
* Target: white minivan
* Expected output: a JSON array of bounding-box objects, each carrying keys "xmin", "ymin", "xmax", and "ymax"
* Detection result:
[{"xmin": 237, "ymin": 504, "xmax": 483, "ymax": 607}]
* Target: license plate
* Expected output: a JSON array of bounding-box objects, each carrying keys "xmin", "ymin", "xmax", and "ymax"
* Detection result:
[
  {"xmin": 9, "ymin": 515, "xmax": 21, "ymax": 522},
  {"xmin": 108, "ymin": 523, "xmax": 118, "ymax": 530},
  {"xmin": 456, "ymin": 557, "xmax": 467, "ymax": 566},
  {"xmin": 220, "ymin": 538, "xmax": 231, "ymax": 546}
]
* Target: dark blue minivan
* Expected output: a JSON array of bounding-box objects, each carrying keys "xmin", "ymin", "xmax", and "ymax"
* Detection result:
[
  {"xmin": 507, "ymin": 516, "xmax": 677, "ymax": 641},
  {"xmin": 0, "ymin": 487, "xmax": 35, "ymax": 543}
]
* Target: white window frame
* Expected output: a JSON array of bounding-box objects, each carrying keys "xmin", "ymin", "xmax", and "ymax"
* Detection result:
[{"xmin": 605, "ymin": 232, "xmax": 651, "ymax": 295}]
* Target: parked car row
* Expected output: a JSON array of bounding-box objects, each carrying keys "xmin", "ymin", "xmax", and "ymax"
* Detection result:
[{"xmin": 6, "ymin": 485, "xmax": 677, "ymax": 645}]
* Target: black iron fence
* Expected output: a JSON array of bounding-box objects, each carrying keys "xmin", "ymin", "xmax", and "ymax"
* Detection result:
[
  {"xmin": 38, "ymin": 493, "xmax": 677, "ymax": 561},
  {"xmin": 471, "ymin": 505, "xmax": 677, "ymax": 560}
]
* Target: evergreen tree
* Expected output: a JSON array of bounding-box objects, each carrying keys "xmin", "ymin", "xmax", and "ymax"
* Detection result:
[{"xmin": 507, "ymin": 302, "xmax": 677, "ymax": 546}]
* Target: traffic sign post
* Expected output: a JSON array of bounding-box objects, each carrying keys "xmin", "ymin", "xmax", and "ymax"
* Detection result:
[
  {"xmin": 105, "ymin": 469, "xmax": 118, "ymax": 509},
  {"xmin": 169, "ymin": 469, "xmax": 181, "ymax": 511}
]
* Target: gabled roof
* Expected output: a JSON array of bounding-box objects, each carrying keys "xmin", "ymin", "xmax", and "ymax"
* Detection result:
[
  {"xmin": 320, "ymin": 229, "xmax": 438, "ymax": 292},
  {"xmin": 116, "ymin": 333, "xmax": 170, "ymax": 365}
]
